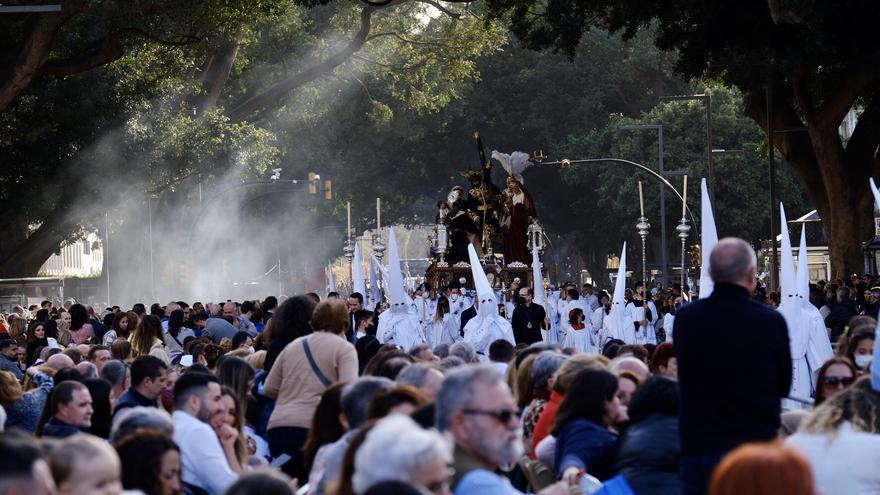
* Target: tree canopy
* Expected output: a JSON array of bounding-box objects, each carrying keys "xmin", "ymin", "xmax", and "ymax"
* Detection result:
[{"xmin": 483, "ymin": 0, "xmax": 880, "ymax": 279}]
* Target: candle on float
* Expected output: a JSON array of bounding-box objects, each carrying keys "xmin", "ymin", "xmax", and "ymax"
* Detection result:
[
  {"xmin": 681, "ymin": 175, "xmax": 688, "ymax": 217},
  {"xmin": 347, "ymin": 201, "xmax": 351, "ymax": 238},
  {"xmin": 376, "ymin": 198, "xmax": 381, "ymax": 230},
  {"xmin": 638, "ymin": 181, "xmax": 645, "ymax": 216}
]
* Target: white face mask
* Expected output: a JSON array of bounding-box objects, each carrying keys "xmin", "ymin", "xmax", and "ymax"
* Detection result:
[
  {"xmin": 855, "ymin": 354, "xmax": 872, "ymax": 369},
  {"xmin": 450, "ymin": 294, "xmax": 460, "ymax": 303}
]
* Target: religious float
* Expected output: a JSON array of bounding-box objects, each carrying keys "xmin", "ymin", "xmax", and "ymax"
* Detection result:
[{"xmin": 424, "ymin": 132, "xmax": 548, "ymax": 293}]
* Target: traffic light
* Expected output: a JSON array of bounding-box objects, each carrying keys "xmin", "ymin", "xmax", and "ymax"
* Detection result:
[
  {"xmin": 324, "ymin": 179, "xmax": 333, "ymax": 200},
  {"xmin": 308, "ymin": 172, "xmax": 317, "ymax": 195}
]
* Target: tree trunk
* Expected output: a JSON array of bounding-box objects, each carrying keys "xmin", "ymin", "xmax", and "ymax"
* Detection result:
[
  {"xmin": 0, "ymin": 4, "xmax": 82, "ymax": 113},
  {"xmin": 745, "ymin": 80, "xmax": 876, "ymax": 281},
  {"xmin": 0, "ymin": 216, "xmax": 78, "ymax": 278}
]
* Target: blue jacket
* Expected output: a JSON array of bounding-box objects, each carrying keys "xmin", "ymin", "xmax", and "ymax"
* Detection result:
[
  {"xmin": 554, "ymin": 418, "xmax": 617, "ymax": 479},
  {"xmin": 113, "ymin": 387, "xmax": 158, "ymax": 417},
  {"xmin": 42, "ymin": 417, "xmax": 83, "ymax": 438}
]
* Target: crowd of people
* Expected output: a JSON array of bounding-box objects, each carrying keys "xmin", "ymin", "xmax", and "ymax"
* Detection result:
[{"xmin": 0, "ymin": 236, "xmax": 878, "ymax": 495}]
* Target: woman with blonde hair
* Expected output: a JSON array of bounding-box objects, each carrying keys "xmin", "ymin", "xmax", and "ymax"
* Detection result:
[
  {"xmin": 264, "ymin": 296, "xmax": 356, "ymax": 480},
  {"xmin": 785, "ymin": 377, "xmax": 880, "ymax": 494},
  {"xmin": 130, "ymin": 315, "xmax": 168, "ymax": 363}
]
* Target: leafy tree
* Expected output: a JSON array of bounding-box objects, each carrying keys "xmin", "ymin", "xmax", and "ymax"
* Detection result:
[
  {"xmin": 558, "ymin": 83, "xmax": 810, "ymax": 284},
  {"xmin": 0, "ymin": 0, "xmax": 502, "ymax": 279},
  {"xmin": 483, "ymin": 0, "xmax": 880, "ymax": 279}
]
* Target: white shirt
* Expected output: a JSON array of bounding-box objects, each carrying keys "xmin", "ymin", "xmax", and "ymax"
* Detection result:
[
  {"xmin": 173, "ymin": 410, "xmax": 237, "ymax": 495},
  {"xmin": 787, "ymin": 422, "xmax": 880, "ymax": 495}
]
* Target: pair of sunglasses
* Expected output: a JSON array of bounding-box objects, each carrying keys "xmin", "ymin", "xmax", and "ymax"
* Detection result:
[{"xmin": 822, "ymin": 376, "xmax": 855, "ymax": 387}]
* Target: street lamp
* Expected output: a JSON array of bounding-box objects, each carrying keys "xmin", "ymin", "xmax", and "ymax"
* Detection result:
[
  {"xmin": 619, "ymin": 124, "xmax": 680, "ymax": 285},
  {"xmin": 659, "ymin": 93, "xmax": 714, "ymax": 202}
]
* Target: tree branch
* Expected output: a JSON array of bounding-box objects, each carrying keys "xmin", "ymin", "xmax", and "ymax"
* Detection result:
[
  {"xmin": 815, "ymin": 71, "xmax": 880, "ymax": 132},
  {"xmin": 414, "ymin": 0, "xmax": 462, "ymax": 19},
  {"xmin": 368, "ymin": 31, "xmax": 460, "ymax": 48},
  {"xmin": 117, "ymin": 27, "xmax": 203, "ymax": 47},
  {"xmin": 226, "ymin": 6, "xmax": 377, "ymax": 122},
  {"xmin": 844, "ymin": 92, "xmax": 880, "ymax": 169},
  {"xmin": 0, "ymin": 2, "xmax": 85, "ymax": 113},
  {"xmin": 37, "ymin": 34, "xmax": 124, "ymax": 77},
  {"xmin": 789, "ymin": 68, "xmax": 815, "ymax": 123},
  {"xmin": 351, "ymin": 53, "xmax": 431, "ymax": 70}
]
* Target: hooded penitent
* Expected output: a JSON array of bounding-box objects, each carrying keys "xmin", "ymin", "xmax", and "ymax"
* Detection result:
[
  {"xmin": 462, "ymin": 244, "xmax": 515, "ymax": 355},
  {"xmin": 698, "ymin": 178, "xmax": 718, "ymax": 299},
  {"xmin": 369, "ymin": 255, "xmax": 381, "ymax": 309},
  {"xmin": 602, "ymin": 242, "xmax": 633, "ymax": 344},
  {"xmin": 777, "ymin": 203, "xmax": 811, "ymax": 407},
  {"xmin": 352, "ymin": 242, "xmax": 367, "ymax": 300},
  {"xmin": 797, "ymin": 222, "xmax": 833, "ymax": 387},
  {"xmin": 532, "ymin": 245, "xmax": 545, "ymax": 306},
  {"xmin": 376, "ymin": 227, "xmax": 423, "ymax": 350},
  {"xmin": 327, "ymin": 261, "xmax": 337, "ymax": 295}
]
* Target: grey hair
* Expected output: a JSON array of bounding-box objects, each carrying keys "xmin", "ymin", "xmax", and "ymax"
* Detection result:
[
  {"xmin": 397, "ymin": 363, "xmax": 442, "ymax": 388},
  {"xmin": 531, "ymin": 351, "xmax": 566, "ymax": 389},
  {"xmin": 110, "ymin": 406, "xmax": 173, "ymax": 443},
  {"xmin": 438, "ymin": 356, "xmax": 465, "ymax": 370},
  {"xmin": 449, "ymin": 342, "xmax": 475, "ymax": 363},
  {"xmin": 100, "ymin": 360, "xmax": 129, "ymax": 388},
  {"xmin": 341, "ymin": 376, "xmax": 394, "ymax": 429},
  {"xmin": 77, "ymin": 361, "xmax": 97, "ymax": 380},
  {"xmin": 435, "ymin": 365, "xmax": 504, "ymax": 431},
  {"xmin": 709, "ymin": 238, "xmax": 757, "ymax": 284},
  {"xmin": 352, "ymin": 415, "xmax": 452, "ymax": 495},
  {"xmin": 432, "ymin": 343, "xmax": 450, "ymax": 358}
]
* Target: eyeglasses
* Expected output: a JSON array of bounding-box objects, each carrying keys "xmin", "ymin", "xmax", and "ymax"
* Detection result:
[
  {"xmin": 462, "ymin": 408, "xmax": 517, "ymax": 424},
  {"xmin": 823, "ymin": 376, "xmax": 855, "ymax": 387}
]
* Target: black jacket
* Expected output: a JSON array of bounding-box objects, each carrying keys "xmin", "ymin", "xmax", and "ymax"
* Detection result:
[
  {"xmin": 459, "ymin": 306, "xmax": 477, "ymax": 337},
  {"xmin": 673, "ymin": 283, "xmax": 791, "ymax": 457},
  {"xmin": 614, "ymin": 414, "xmax": 682, "ymax": 495},
  {"xmin": 512, "ymin": 303, "xmax": 546, "ymax": 345},
  {"xmin": 826, "ymin": 296, "xmax": 857, "ymax": 342}
]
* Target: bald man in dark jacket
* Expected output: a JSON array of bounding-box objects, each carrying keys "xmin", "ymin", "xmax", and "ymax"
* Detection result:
[{"xmin": 674, "ymin": 238, "xmax": 792, "ymax": 495}]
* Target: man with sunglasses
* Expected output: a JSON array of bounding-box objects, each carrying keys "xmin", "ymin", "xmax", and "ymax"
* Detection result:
[{"xmin": 436, "ymin": 365, "xmax": 569, "ymax": 495}]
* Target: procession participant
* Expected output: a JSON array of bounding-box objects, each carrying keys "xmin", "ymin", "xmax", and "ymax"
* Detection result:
[
  {"xmin": 377, "ymin": 227, "xmax": 425, "ymax": 351},
  {"xmin": 446, "ymin": 280, "xmax": 471, "ymax": 334},
  {"xmin": 602, "ymin": 243, "xmax": 633, "ymax": 344},
  {"xmin": 462, "ymin": 245, "xmax": 514, "ymax": 359},
  {"xmin": 794, "ymin": 225, "xmax": 834, "ymax": 396},
  {"xmin": 776, "ymin": 205, "xmax": 813, "ymax": 409},
  {"xmin": 512, "ymin": 287, "xmax": 546, "ymax": 345},
  {"xmin": 560, "ymin": 308, "xmax": 592, "ymax": 354},
  {"xmin": 425, "ymin": 296, "xmax": 451, "ymax": 348},
  {"xmin": 675, "ymin": 238, "xmax": 791, "ymax": 495},
  {"xmin": 503, "ymin": 279, "xmax": 520, "ymax": 323},
  {"xmin": 582, "ymin": 284, "xmax": 600, "ymax": 313},
  {"xmin": 413, "ymin": 283, "xmax": 438, "ymax": 328},
  {"xmin": 627, "ymin": 284, "xmax": 656, "ymax": 346}
]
